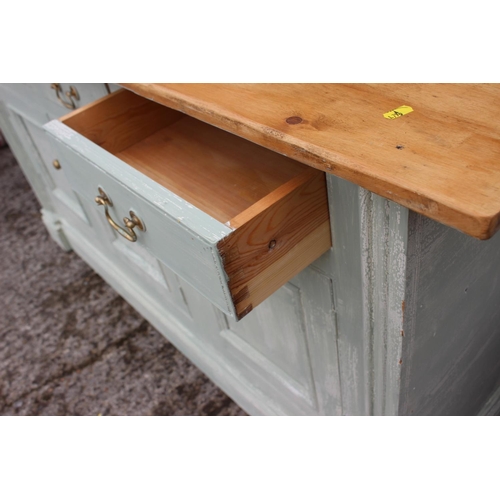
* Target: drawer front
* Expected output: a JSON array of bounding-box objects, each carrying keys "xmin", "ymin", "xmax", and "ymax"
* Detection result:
[{"xmin": 44, "ymin": 123, "xmax": 236, "ymax": 316}]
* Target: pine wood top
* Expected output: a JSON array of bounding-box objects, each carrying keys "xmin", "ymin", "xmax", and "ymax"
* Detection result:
[{"xmin": 121, "ymin": 84, "xmax": 500, "ymax": 239}]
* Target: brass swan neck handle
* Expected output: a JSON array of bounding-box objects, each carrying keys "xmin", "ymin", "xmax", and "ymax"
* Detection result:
[
  {"xmin": 51, "ymin": 83, "xmax": 80, "ymax": 110},
  {"xmin": 95, "ymin": 188, "xmax": 145, "ymax": 242}
]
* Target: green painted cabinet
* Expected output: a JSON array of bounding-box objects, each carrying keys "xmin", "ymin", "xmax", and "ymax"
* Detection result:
[{"xmin": 2, "ymin": 83, "xmax": 500, "ymax": 415}]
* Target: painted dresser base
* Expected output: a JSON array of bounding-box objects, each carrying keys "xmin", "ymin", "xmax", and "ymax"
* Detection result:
[{"xmin": 2, "ymin": 83, "xmax": 500, "ymax": 415}]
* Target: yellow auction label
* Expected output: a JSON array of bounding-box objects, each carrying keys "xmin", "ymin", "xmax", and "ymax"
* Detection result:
[{"xmin": 383, "ymin": 105, "xmax": 414, "ymax": 120}]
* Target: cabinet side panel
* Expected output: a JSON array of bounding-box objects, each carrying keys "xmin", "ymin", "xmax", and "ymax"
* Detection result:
[
  {"xmin": 400, "ymin": 213, "xmax": 500, "ymax": 415},
  {"xmin": 328, "ymin": 174, "xmax": 408, "ymax": 415}
]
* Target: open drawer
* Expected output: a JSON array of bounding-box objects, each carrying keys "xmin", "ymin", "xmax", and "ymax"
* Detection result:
[{"xmin": 44, "ymin": 89, "xmax": 331, "ymax": 320}]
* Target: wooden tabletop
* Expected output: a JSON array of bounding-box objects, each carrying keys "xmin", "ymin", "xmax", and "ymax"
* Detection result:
[{"xmin": 121, "ymin": 84, "xmax": 500, "ymax": 239}]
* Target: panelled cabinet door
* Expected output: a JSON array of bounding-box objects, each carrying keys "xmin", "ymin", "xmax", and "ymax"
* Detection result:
[
  {"xmin": 220, "ymin": 263, "xmax": 341, "ymax": 415},
  {"xmin": 171, "ymin": 256, "xmax": 341, "ymax": 416}
]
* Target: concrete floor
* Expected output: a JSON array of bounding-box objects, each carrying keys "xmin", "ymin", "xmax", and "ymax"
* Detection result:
[{"xmin": 0, "ymin": 145, "xmax": 246, "ymax": 416}]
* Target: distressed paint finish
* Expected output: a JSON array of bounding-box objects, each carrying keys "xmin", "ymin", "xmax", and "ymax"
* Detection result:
[
  {"xmin": 291, "ymin": 264, "xmax": 342, "ymax": 415},
  {"xmin": 371, "ymin": 195, "xmax": 408, "ymax": 415},
  {"xmin": 327, "ymin": 175, "xmax": 409, "ymax": 415},
  {"xmin": 400, "ymin": 213, "xmax": 500, "ymax": 416},
  {"xmin": 10, "ymin": 83, "xmax": 500, "ymax": 416}
]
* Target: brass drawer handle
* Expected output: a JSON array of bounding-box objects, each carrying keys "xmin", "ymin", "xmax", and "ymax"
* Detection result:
[
  {"xmin": 51, "ymin": 83, "xmax": 80, "ymax": 110},
  {"xmin": 95, "ymin": 188, "xmax": 145, "ymax": 242}
]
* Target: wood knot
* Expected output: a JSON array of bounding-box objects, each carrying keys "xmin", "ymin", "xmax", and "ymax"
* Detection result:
[
  {"xmin": 286, "ymin": 116, "xmax": 303, "ymax": 125},
  {"xmin": 268, "ymin": 239, "xmax": 277, "ymax": 250}
]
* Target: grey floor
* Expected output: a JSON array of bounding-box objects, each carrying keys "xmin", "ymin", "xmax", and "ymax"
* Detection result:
[{"xmin": 0, "ymin": 145, "xmax": 246, "ymax": 416}]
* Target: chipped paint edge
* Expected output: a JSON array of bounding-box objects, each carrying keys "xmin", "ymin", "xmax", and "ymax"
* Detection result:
[{"xmin": 327, "ymin": 174, "xmax": 409, "ymax": 415}]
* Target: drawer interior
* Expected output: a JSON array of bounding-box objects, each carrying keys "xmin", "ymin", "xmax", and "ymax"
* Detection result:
[{"xmin": 61, "ymin": 89, "xmax": 310, "ymax": 224}]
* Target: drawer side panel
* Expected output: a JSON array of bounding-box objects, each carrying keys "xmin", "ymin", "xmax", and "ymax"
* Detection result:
[{"xmin": 218, "ymin": 170, "xmax": 331, "ymax": 319}]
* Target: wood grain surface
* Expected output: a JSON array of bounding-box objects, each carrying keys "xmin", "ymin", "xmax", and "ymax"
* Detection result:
[
  {"xmin": 63, "ymin": 89, "xmax": 308, "ymax": 223},
  {"xmin": 218, "ymin": 170, "xmax": 331, "ymax": 319},
  {"xmin": 121, "ymin": 83, "xmax": 500, "ymax": 239},
  {"xmin": 62, "ymin": 89, "xmax": 183, "ymax": 154},
  {"xmin": 116, "ymin": 114, "xmax": 307, "ymax": 223}
]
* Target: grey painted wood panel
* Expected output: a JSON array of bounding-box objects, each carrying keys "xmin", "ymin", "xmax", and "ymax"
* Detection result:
[
  {"xmin": 291, "ymin": 265, "xmax": 342, "ymax": 415},
  {"xmin": 224, "ymin": 282, "xmax": 318, "ymax": 409},
  {"xmin": 0, "ymin": 102, "xmax": 55, "ymax": 212},
  {"xmin": 327, "ymin": 174, "xmax": 409, "ymax": 415},
  {"xmin": 216, "ymin": 265, "xmax": 340, "ymax": 415},
  {"xmin": 400, "ymin": 213, "xmax": 500, "ymax": 415},
  {"xmin": 59, "ymin": 220, "xmax": 280, "ymax": 415}
]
